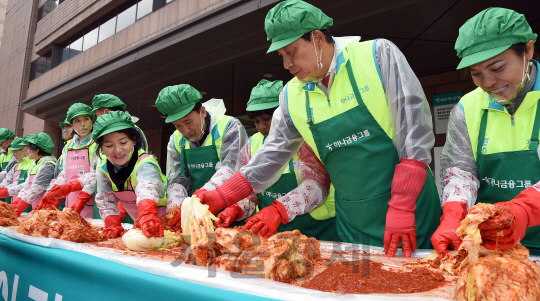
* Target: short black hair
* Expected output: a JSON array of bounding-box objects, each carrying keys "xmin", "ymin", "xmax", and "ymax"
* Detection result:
[
  {"xmin": 28, "ymin": 142, "xmax": 51, "ymax": 156},
  {"xmin": 191, "ymin": 102, "xmax": 203, "ymax": 113},
  {"xmin": 105, "ymin": 106, "xmax": 125, "ymax": 112},
  {"xmin": 96, "ymin": 128, "xmax": 142, "ymax": 156},
  {"xmin": 300, "ymin": 29, "xmax": 334, "ymax": 44},
  {"xmin": 247, "ymin": 107, "xmax": 277, "ymax": 120}
]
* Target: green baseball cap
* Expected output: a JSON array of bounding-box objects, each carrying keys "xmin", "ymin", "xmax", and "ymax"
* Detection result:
[
  {"xmin": 93, "ymin": 111, "xmax": 135, "ymax": 140},
  {"xmin": 456, "ymin": 7, "xmax": 537, "ymax": 69},
  {"xmin": 26, "ymin": 132, "xmax": 54, "ymax": 154},
  {"xmin": 66, "ymin": 103, "xmax": 95, "ymax": 123},
  {"xmin": 247, "ymin": 80, "xmax": 283, "ymax": 111},
  {"xmin": 92, "ymin": 94, "xmax": 127, "ymax": 111},
  {"xmin": 0, "ymin": 128, "xmax": 15, "ymax": 143},
  {"xmin": 155, "ymin": 84, "xmax": 203, "ymax": 123},
  {"xmin": 10, "ymin": 138, "xmax": 26, "ymax": 150},
  {"xmin": 265, "ymin": 0, "xmax": 333, "ymax": 53}
]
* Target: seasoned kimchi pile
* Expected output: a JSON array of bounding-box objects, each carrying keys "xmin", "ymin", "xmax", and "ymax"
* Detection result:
[
  {"xmin": 0, "ymin": 201, "xmax": 19, "ymax": 226},
  {"xmin": 187, "ymin": 228, "xmax": 319, "ymax": 283},
  {"xmin": 17, "ymin": 208, "xmax": 105, "ymax": 243},
  {"xmin": 416, "ymin": 203, "xmax": 540, "ymax": 301}
]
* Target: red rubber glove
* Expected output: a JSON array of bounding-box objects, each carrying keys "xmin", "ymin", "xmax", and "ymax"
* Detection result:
[
  {"xmin": 431, "ymin": 202, "xmax": 468, "ymax": 254},
  {"xmin": 136, "ymin": 199, "xmax": 164, "ymax": 238},
  {"xmin": 197, "ymin": 173, "xmax": 253, "ymax": 215},
  {"xmin": 0, "ymin": 188, "xmax": 10, "ymax": 199},
  {"xmin": 243, "ymin": 201, "xmax": 287, "ymax": 238},
  {"xmin": 117, "ymin": 202, "xmax": 127, "ymax": 222},
  {"xmin": 70, "ymin": 191, "xmax": 92, "ymax": 214},
  {"xmin": 11, "ymin": 197, "xmax": 30, "ymax": 217},
  {"xmin": 48, "ymin": 180, "xmax": 83, "ymax": 200},
  {"xmin": 478, "ymin": 184, "xmax": 540, "ymax": 250},
  {"xmin": 215, "ymin": 204, "xmax": 244, "ymax": 228},
  {"xmin": 34, "ymin": 196, "xmax": 63, "ymax": 210},
  {"xmin": 102, "ymin": 215, "xmax": 124, "ymax": 238},
  {"xmin": 193, "ymin": 189, "xmax": 206, "ymax": 197},
  {"xmin": 384, "ymin": 159, "xmax": 427, "ymax": 258}
]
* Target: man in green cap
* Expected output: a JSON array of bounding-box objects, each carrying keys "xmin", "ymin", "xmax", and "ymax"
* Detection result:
[
  {"xmin": 215, "ymin": 79, "xmax": 335, "ymax": 239},
  {"xmin": 434, "ymin": 7, "xmax": 540, "ymax": 256},
  {"xmin": 198, "ymin": 0, "xmax": 441, "ymax": 258},
  {"xmin": 10, "ymin": 132, "xmax": 57, "ymax": 216},
  {"xmin": 0, "ymin": 128, "xmax": 16, "ymax": 172},
  {"xmin": 92, "ymin": 93, "xmax": 148, "ymax": 151},
  {"xmin": 155, "ymin": 84, "xmax": 247, "ymax": 229}
]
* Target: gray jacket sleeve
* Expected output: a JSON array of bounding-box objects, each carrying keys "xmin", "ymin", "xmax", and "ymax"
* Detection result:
[{"xmin": 376, "ymin": 39, "xmax": 435, "ymax": 164}]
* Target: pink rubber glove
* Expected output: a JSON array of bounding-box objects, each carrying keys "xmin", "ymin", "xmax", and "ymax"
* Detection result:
[
  {"xmin": 431, "ymin": 202, "xmax": 468, "ymax": 254},
  {"xmin": 197, "ymin": 173, "xmax": 253, "ymax": 215},
  {"xmin": 384, "ymin": 159, "xmax": 427, "ymax": 258}
]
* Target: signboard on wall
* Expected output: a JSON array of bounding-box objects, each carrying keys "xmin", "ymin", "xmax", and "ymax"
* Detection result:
[
  {"xmin": 433, "ymin": 146, "xmax": 444, "ymax": 201},
  {"xmin": 433, "ymin": 91, "xmax": 462, "ymax": 134}
]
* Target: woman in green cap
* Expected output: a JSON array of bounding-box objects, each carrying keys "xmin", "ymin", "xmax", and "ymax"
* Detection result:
[
  {"xmin": 154, "ymin": 84, "xmax": 247, "ymax": 230},
  {"xmin": 0, "ymin": 128, "xmax": 16, "ymax": 169},
  {"xmin": 92, "ymin": 93, "xmax": 148, "ymax": 152},
  {"xmin": 37, "ymin": 103, "xmax": 100, "ymax": 219},
  {"xmin": 93, "ymin": 111, "xmax": 167, "ymax": 238},
  {"xmin": 198, "ymin": 0, "xmax": 442, "ymax": 257},
  {"xmin": 215, "ymin": 79, "xmax": 334, "ymax": 239},
  {"xmin": 433, "ymin": 7, "xmax": 540, "ymax": 256},
  {"xmin": 0, "ymin": 137, "xmax": 34, "ymax": 208},
  {"xmin": 9, "ymin": 132, "xmax": 57, "ymax": 216}
]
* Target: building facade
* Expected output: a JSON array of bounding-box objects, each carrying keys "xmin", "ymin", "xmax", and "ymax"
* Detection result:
[{"xmin": 0, "ymin": 0, "xmax": 539, "ymax": 166}]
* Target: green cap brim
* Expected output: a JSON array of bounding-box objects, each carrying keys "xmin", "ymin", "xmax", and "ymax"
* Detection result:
[
  {"xmin": 267, "ymin": 34, "xmax": 303, "ymax": 53},
  {"xmin": 457, "ymin": 44, "xmax": 512, "ymax": 69},
  {"xmin": 0, "ymin": 138, "xmax": 7, "ymax": 143},
  {"xmin": 164, "ymin": 104, "xmax": 196, "ymax": 123},
  {"xmin": 70, "ymin": 112, "xmax": 95, "ymax": 123},
  {"xmin": 246, "ymin": 101, "xmax": 279, "ymax": 111},
  {"xmin": 59, "ymin": 122, "xmax": 65, "ymax": 128},
  {"xmin": 96, "ymin": 124, "xmax": 135, "ymax": 139},
  {"xmin": 10, "ymin": 145, "xmax": 23, "ymax": 150}
]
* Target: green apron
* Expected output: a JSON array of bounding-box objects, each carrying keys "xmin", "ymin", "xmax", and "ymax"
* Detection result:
[
  {"xmin": 476, "ymin": 104, "xmax": 540, "ymax": 255},
  {"xmin": 257, "ymin": 158, "xmax": 336, "ymax": 240},
  {"xmin": 180, "ymin": 134, "xmax": 221, "ymax": 192},
  {"xmin": 1, "ymin": 151, "xmax": 12, "ymax": 204},
  {"xmin": 304, "ymin": 60, "xmax": 441, "ymax": 247},
  {"xmin": 56, "ymin": 155, "xmax": 66, "ymax": 211}
]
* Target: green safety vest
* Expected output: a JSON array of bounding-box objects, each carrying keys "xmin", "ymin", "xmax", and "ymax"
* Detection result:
[
  {"xmin": 0, "ymin": 148, "xmax": 13, "ymax": 170},
  {"xmin": 99, "ymin": 149, "xmax": 168, "ymax": 206},
  {"xmin": 172, "ymin": 115, "xmax": 236, "ymax": 190}
]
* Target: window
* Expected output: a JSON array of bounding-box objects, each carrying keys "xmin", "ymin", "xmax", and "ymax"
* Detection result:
[
  {"xmin": 29, "ymin": 51, "xmax": 52, "ymax": 81},
  {"xmin": 116, "ymin": 4, "xmax": 136, "ymax": 32},
  {"xmin": 136, "ymin": 0, "xmax": 153, "ymax": 20},
  {"xmin": 82, "ymin": 27, "xmax": 98, "ymax": 50},
  {"xmin": 98, "ymin": 17, "xmax": 116, "ymax": 43},
  {"xmin": 69, "ymin": 36, "xmax": 83, "ymax": 59},
  {"xmin": 36, "ymin": 0, "xmax": 60, "ymax": 23}
]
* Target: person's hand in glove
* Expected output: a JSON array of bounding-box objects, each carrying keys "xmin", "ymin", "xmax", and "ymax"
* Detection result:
[
  {"xmin": 193, "ymin": 189, "xmax": 206, "ymax": 197},
  {"xmin": 384, "ymin": 159, "xmax": 427, "ymax": 258},
  {"xmin": 48, "ymin": 180, "xmax": 82, "ymax": 200},
  {"xmin": 170, "ymin": 207, "xmax": 182, "ymax": 232},
  {"xmin": 117, "ymin": 202, "xmax": 127, "ymax": 222},
  {"xmin": 197, "ymin": 173, "xmax": 253, "ymax": 215},
  {"xmin": 35, "ymin": 195, "xmax": 63, "ymax": 210},
  {"xmin": 431, "ymin": 202, "xmax": 468, "ymax": 254},
  {"xmin": 479, "ymin": 199, "xmax": 530, "ymax": 250},
  {"xmin": 136, "ymin": 199, "xmax": 164, "ymax": 238},
  {"xmin": 11, "ymin": 197, "xmax": 30, "ymax": 217},
  {"xmin": 102, "ymin": 215, "xmax": 124, "ymax": 238},
  {"xmin": 70, "ymin": 191, "xmax": 92, "ymax": 214},
  {"xmin": 0, "ymin": 188, "xmax": 10, "ymax": 199},
  {"xmin": 243, "ymin": 201, "xmax": 287, "ymax": 238},
  {"xmin": 215, "ymin": 204, "xmax": 244, "ymax": 228}
]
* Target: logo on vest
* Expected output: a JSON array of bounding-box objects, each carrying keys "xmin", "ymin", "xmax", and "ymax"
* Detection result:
[
  {"xmin": 188, "ymin": 162, "xmax": 214, "ymax": 170},
  {"xmin": 67, "ymin": 155, "xmax": 86, "ymax": 160},
  {"xmin": 261, "ymin": 191, "xmax": 286, "ymax": 199},
  {"xmin": 326, "ymin": 130, "xmax": 371, "ymax": 151},
  {"xmin": 482, "ymin": 138, "xmax": 489, "ymax": 154},
  {"xmin": 481, "ymin": 177, "xmax": 532, "ymax": 189}
]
